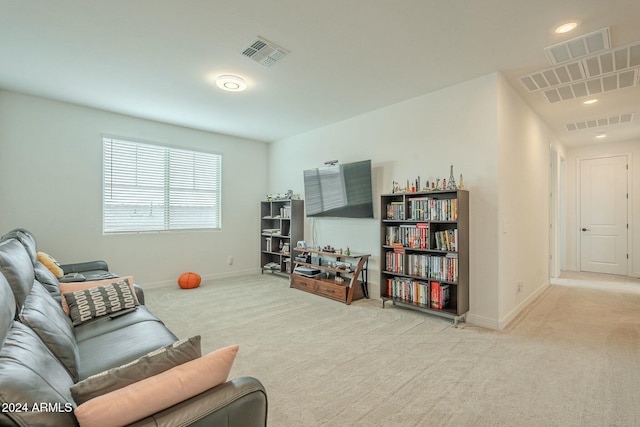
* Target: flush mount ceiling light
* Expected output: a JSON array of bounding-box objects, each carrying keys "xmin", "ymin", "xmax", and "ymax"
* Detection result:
[
  {"xmin": 583, "ymin": 99, "xmax": 599, "ymax": 105},
  {"xmin": 555, "ymin": 22, "xmax": 578, "ymax": 34},
  {"xmin": 216, "ymin": 75, "xmax": 247, "ymax": 92},
  {"xmin": 595, "ymin": 133, "xmax": 607, "ymax": 139}
]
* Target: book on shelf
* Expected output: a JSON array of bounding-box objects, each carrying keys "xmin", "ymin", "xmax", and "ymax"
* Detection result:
[
  {"xmin": 430, "ymin": 282, "xmax": 450, "ymax": 309},
  {"xmin": 385, "ymin": 223, "xmax": 429, "ymax": 248},
  {"xmin": 386, "ymin": 202, "xmax": 405, "ymax": 220},
  {"xmin": 386, "ymin": 277, "xmax": 431, "ymax": 305},
  {"xmin": 434, "ymin": 228, "xmax": 457, "ymax": 251}
]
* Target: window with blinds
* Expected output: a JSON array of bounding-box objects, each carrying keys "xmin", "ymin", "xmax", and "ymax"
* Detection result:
[{"xmin": 103, "ymin": 137, "xmax": 221, "ymax": 233}]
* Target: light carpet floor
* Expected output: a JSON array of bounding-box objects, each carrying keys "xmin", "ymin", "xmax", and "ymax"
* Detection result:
[{"xmin": 143, "ymin": 274, "xmax": 640, "ymax": 427}]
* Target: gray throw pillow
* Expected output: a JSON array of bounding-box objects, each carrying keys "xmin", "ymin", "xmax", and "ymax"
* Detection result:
[
  {"xmin": 63, "ymin": 279, "xmax": 138, "ymax": 326},
  {"xmin": 71, "ymin": 335, "xmax": 202, "ymax": 405}
]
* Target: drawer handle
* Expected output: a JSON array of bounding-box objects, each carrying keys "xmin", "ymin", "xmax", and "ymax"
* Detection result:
[{"xmin": 325, "ymin": 289, "xmax": 334, "ymax": 293}]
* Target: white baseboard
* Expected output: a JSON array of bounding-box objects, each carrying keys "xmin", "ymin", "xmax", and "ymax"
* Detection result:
[
  {"xmin": 498, "ymin": 279, "xmax": 550, "ymax": 330},
  {"xmin": 139, "ymin": 268, "xmax": 260, "ymax": 290},
  {"xmin": 465, "ymin": 313, "xmax": 499, "ymax": 330}
]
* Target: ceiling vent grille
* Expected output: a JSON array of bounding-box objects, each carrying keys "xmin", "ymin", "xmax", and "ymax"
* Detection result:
[
  {"xmin": 542, "ymin": 69, "xmax": 638, "ymax": 103},
  {"xmin": 582, "ymin": 40, "xmax": 640, "ymax": 77},
  {"xmin": 520, "ymin": 61, "xmax": 585, "ymax": 91},
  {"xmin": 545, "ymin": 28, "xmax": 611, "ymax": 64},
  {"xmin": 241, "ymin": 37, "xmax": 288, "ymax": 67},
  {"xmin": 565, "ymin": 113, "xmax": 635, "ymax": 132}
]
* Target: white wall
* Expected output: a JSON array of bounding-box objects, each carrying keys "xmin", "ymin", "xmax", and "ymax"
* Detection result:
[
  {"xmin": 565, "ymin": 140, "xmax": 639, "ymax": 277},
  {"xmin": 0, "ymin": 91, "xmax": 268, "ymax": 286},
  {"xmin": 496, "ymin": 74, "xmax": 559, "ymax": 327},
  {"xmin": 268, "ymin": 73, "xmax": 502, "ymax": 327}
]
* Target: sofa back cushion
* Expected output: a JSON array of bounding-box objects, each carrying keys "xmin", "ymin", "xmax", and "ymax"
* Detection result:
[
  {"xmin": 0, "ymin": 322, "xmax": 76, "ymax": 427},
  {"xmin": 0, "ymin": 273, "xmax": 16, "ymax": 345},
  {"xmin": 34, "ymin": 261, "xmax": 62, "ymax": 302},
  {"xmin": 0, "ymin": 238, "xmax": 34, "ymax": 310},
  {"xmin": 0, "ymin": 228, "xmax": 37, "ymax": 264},
  {"xmin": 18, "ymin": 281, "xmax": 80, "ymax": 381}
]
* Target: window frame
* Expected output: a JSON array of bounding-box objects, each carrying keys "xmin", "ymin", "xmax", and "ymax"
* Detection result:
[{"xmin": 102, "ymin": 136, "xmax": 222, "ymax": 234}]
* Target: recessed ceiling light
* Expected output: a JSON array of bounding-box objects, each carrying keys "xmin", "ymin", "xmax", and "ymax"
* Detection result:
[
  {"xmin": 583, "ymin": 99, "xmax": 598, "ymax": 105},
  {"xmin": 595, "ymin": 133, "xmax": 607, "ymax": 139},
  {"xmin": 216, "ymin": 75, "xmax": 247, "ymax": 92},
  {"xmin": 555, "ymin": 22, "xmax": 578, "ymax": 34}
]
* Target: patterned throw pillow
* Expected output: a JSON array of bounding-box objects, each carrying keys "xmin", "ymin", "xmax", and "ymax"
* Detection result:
[{"xmin": 63, "ymin": 278, "xmax": 138, "ymax": 326}]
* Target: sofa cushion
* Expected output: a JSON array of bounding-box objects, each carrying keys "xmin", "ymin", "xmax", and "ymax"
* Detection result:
[
  {"xmin": 74, "ymin": 345, "xmax": 239, "ymax": 427},
  {"xmin": 63, "ymin": 278, "xmax": 139, "ymax": 326},
  {"xmin": 0, "ymin": 274, "xmax": 16, "ymax": 344},
  {"xmin": 0, "ymin": 238, "xmax": 34, "ymax": 310},
  {"xmin": 73, "ymin": 304, "xmax": 165, "ymax": 342},
  {"xmin": 0, "ymin": 322, "xmax": 76, "ymax": 427},
  {"xmin": 59, "ymin": 275, "xmax": 136, "ymax": 315},
  {"xmin": 34, "ymin": 260, "xmax": 62, "ymax": 302},
  {"xmin": 77, "ymin": 317, "xmax": 179, "ymax": 380},
  {"xmin": 71, "ymin": 335, "xmax": 201, "ymax": 405},
  {"xmin": 18, "ymin": 281, "xmax": 80, "ymax": 381}
]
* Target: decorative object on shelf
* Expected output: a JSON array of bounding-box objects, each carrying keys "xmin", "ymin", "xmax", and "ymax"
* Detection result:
[
  {"xmin": 344, "ymin": 247, "xmax": 351, "ymax": 256},
  {"xmin": 282, "ymin": 243, "xmax": 290, "ymax": 254},
  {"xmin": 296, "ymin": 241, "xmax": 307, "ymax": 249},
  {"xmin": 447, "ymin": 165, "xmax": 458, "ymax": 190},
  {"xmin": 178, "ymin": 272, "xmax": 201, "ymax": 289},
  {"xmin": 266, "ymin": 190, "xmax": 300, "ymax": 201},
  {"xmin": 459, "ymin": 174, "xmax": 465, "ymax": 190}
]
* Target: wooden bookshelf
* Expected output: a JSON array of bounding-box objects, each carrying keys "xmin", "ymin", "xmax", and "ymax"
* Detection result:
[
  {"xmin": 260, "ymin": 199, "xmax": 304, "ymax": 277},
  {"xmin": 290, "ymin": 248, "xmax": 370, "ymax": 305},
  {"xmin": 380, "ymin": 190, "xmax": 469, "ymax": 326}
]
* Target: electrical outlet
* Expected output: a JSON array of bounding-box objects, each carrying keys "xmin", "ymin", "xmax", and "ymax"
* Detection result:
[
  {"xmin": 517, "ymin": 281, "xmax": 523, "ymax": 292},
  {"xmin": 227, "ymin": 256, "xmax": 233, "ymax": 266}
]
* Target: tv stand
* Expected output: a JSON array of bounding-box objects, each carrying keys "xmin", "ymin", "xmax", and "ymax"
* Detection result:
[{"xmin": 290, "ymin": 248, "xmax": 370, "ymax": 305}]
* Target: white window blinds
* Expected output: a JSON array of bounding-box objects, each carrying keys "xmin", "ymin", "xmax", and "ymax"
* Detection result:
[{"xmin": 103, "ymin": 137, "xmax": 221, "ymax": 233}]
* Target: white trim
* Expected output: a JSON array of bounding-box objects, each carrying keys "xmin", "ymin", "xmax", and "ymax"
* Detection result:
[
  {"xmin": 498, "ymin": 279, "xmax": 550, "ymax": 330},
  {"xmin": 138, "ymin": 268, "xmax": 261, "ymax": 290}
]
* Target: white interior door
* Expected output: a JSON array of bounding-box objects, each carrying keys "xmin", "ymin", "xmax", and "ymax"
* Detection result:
[{"xmin": 579, "ymin": 155, "xmax": 628, "ymax": 275}]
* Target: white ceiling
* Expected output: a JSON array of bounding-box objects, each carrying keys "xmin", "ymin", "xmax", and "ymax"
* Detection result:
[{"xmin": 1, "ymin": 0, "xmax": 639, "ymax": 146}]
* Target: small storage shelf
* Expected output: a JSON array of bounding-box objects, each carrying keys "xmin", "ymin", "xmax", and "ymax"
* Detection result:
[
  {"xmin": 260, "ymin": 199, "xmax": 304, "ymax": 277},
  {"xmin": 380, "ymin": 190, "xmax": 469, "ymax": 326},
  {"xmin": 290, "ymin": 248, "xmax": 370, "ymax": 305}
]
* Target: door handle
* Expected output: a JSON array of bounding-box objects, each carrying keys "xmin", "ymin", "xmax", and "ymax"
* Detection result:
[{"xmin": 581, "ymin": 228, "xmax": 590, "ymax": 231}]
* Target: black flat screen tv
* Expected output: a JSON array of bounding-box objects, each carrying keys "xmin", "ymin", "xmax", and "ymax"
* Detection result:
[{"xmin": 303, "ymin": 160, "xmax": 374, "ymax": 218}]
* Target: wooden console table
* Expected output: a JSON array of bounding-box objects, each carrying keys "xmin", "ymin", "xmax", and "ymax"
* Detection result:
[{"xmin": 290, "ymin": 248, "xmax": 370, "ymax": 305}]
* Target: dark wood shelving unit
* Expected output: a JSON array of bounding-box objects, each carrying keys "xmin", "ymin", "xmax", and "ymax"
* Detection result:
[
  {"xmin": 380, "ymin": 190, "xmax": 469, "ymax": 326},
  {"xmin": 260, "ymin": 199, "xmax": 304, "ymax": 277}
]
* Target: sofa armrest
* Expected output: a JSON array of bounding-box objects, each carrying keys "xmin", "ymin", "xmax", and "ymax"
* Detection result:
[
  {"xmin": 60, "ymin": 260, "xmax": 110, "ymax": 274},
  {"xmin": 134, "ymin": 284, "xmax": 145, "ymax": 305},
  {"xmin": 127, "ymin": 377, "xmax": 267, "ymax": 427}
]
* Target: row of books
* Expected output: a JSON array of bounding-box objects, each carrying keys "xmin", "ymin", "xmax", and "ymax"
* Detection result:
[
  {"xmin": 386, "ymin": 277, "xmax": 450, "ymax": 309},
  {"xmin": 434, "ymin": 228, "xmax": 458, "ymax": 251},
  {"xmin": 386, "ymin": 201, "xmax": 405, "ymax": 220},
  {"xmin": 385, "ymin": 224, "xmax": 429, "ymax": 248},
  {"xmin": 408, "ymin": 198, "xmax": 458, "ymax": 221},
  {"xmin": 385, "ymin": 198, "xmax": 458, "ymax": 221},
  {"xmin": 385, "ymin": 252, "xmax": 459, "ymax": 282}
]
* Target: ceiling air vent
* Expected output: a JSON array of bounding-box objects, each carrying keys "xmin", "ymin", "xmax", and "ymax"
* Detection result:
[
  {"xmin": 582, "ymin": 40, "xmax": 640, "ymax": 78},
  {"xmin": 520, "ymin": 61, "xmax": 586, "ymax": 92},
  {"xmin": 565, "ymin": 113, "xmax": 635, "ymax": 132},
  {"xmin": 241, "ymin": 37, "xmax": 289, "ymax": 67},
  {"xmin": 542, "ymin": 69, "xmax": 638, "ymax": 103},
  {"xmin": 545, "ymin": 27, "xmax": 611, "ymax": 65}
]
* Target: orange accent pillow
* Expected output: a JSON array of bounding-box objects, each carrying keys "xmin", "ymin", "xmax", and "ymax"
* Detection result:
[
  {"xmin": 74, "ymin": 345, "xmax": 239, "ymax": 427},
  {"xmin": 59, "ymin": 276, "xmax": 135, "ymax": 315},
  {"xmin": 36, "ymin": 251, "xmax": 64, "ymax": 278}
]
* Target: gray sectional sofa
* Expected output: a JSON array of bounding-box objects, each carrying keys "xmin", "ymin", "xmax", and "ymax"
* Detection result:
[{"xmin": 0, "ymin": 229, "xmax": 267, "ymax": 426}]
